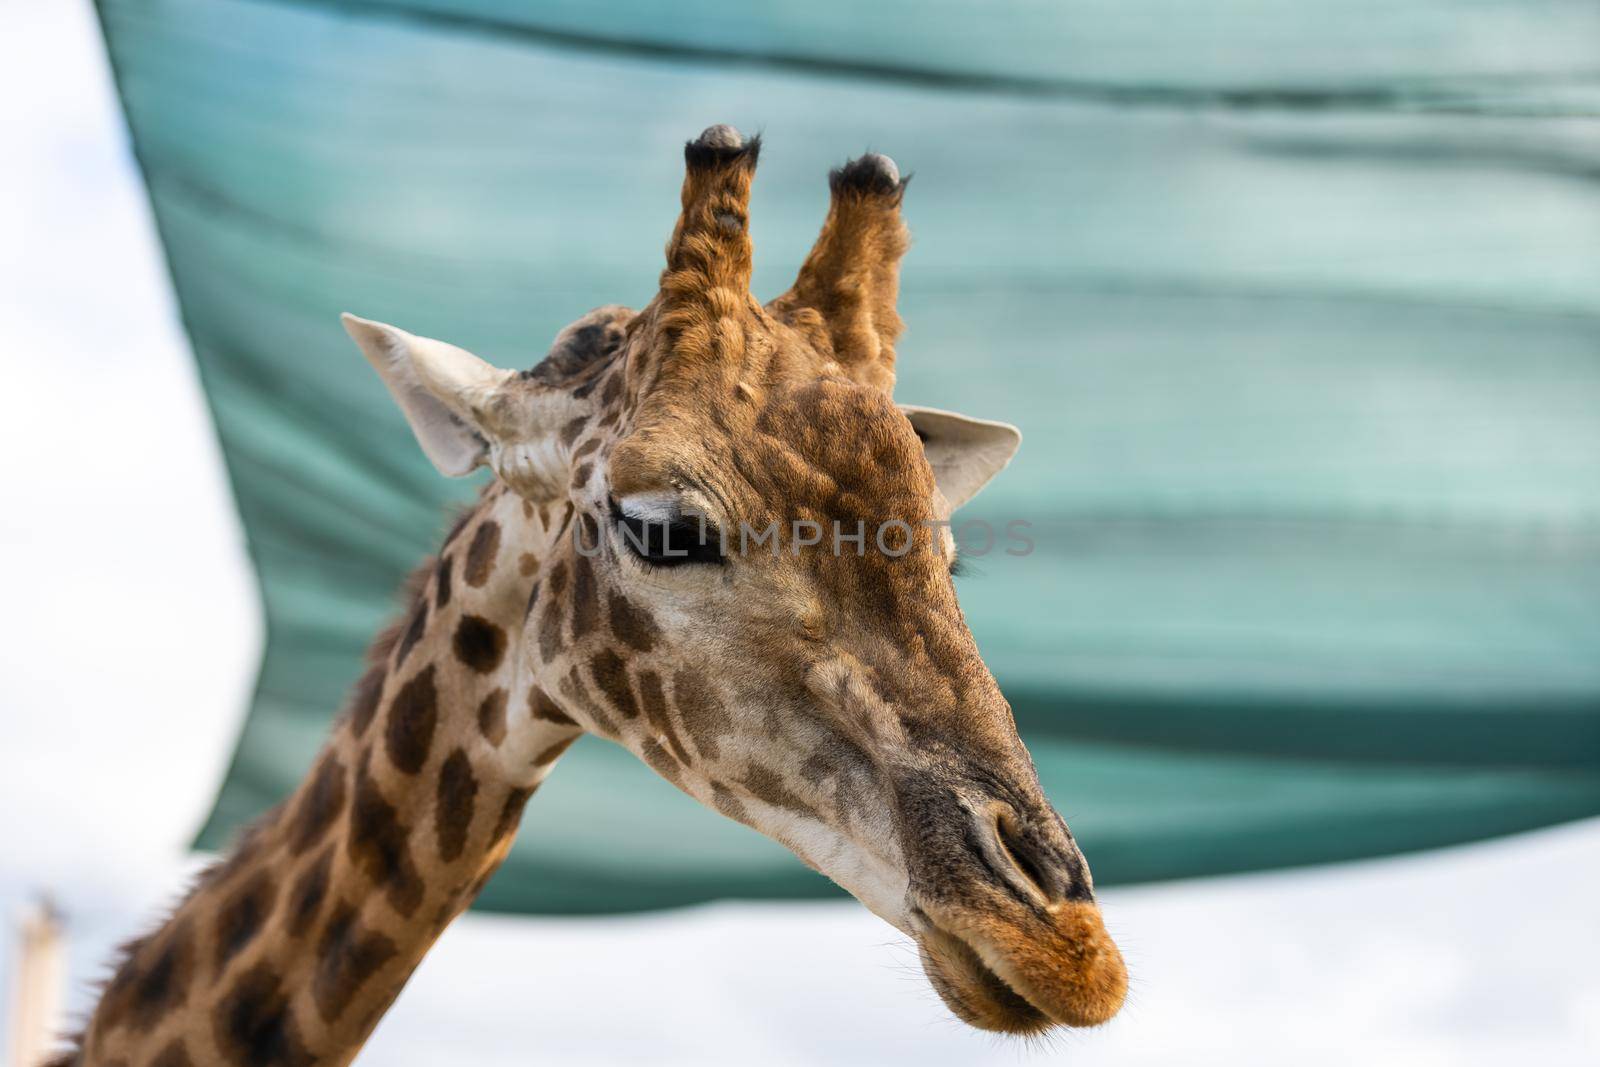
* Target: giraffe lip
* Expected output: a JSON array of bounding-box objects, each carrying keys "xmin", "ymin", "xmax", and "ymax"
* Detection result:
[
  {"xmin": 912, "ymin": 913, "xmax": 1053, "ymax": 1034},
  {"xmin": 910, "ymin": 901, "xmax": 1128, "ymax": 1033}
]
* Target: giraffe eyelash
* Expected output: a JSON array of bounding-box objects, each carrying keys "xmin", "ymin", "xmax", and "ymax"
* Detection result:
[{"xmin": 608, "ymin": 499, "xmax": 725, "ymax": 567}]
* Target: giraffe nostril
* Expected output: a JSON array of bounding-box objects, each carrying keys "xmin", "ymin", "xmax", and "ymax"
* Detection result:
[
  {"xmin": 965, "ymin": 803, "xmax": 1055, "ymax": 906},
  {"xmin": 993, "ymin": 811, "xmax": 1055, "ymax": 901}
]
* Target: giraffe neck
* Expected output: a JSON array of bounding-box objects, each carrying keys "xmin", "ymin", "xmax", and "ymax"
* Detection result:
[{"xmin": 76, "ymin": 486, "xmax": 582, "ymax": 1067}]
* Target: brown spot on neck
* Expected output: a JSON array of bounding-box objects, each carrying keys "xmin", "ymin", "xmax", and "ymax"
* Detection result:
[
  {"xmin": 287, "ymin": 846, "xmax": 334, "ymax": 939},
  {"xmin": 385, "ymin": 666, "xmax": 439, "ymax": 775},
  {"xmin": 395, "ymin": 602, "xmax": 428, "ymax": 665},
  {"xmin": 477, "ymin": 688, "xmax": 509, "ymax": 746},
  {"xmin": 491, "ymin": 786, "xmax": 534, "ymax": 844},
  {"xmin": 213, "ymin": 962, "xmax": 312, "ymax": 1067},
  {"xmin": 347, "ymin": 757, "xmax": 425, "ymax": 917},
  {"xmin": 464, "ymin": 520, "xmax": 502, "ymax": 587},
  {"xmin": 111, "ymin": 919, "xmax": 196, "ymax": 1034},
  {"xmin": 453, "ymin": 615, "xmax": 507, "ymax": 674},
  {"xmin": 149, "ymin": 1039, "xmax": 194, "ymax": 1067},
  {"xmin": 434, "ymin": 748, "xmax": 479, "ymax": 864},
  {"xmin": 312, "ymin": 901, "xmax": 399, "ymax": 1024},
  {"xmin": 287, "ymin": 751, "xmax": 346, "ymax": 855},
  {"xmin": 347, "ymin": 665, "xmax": 386, "ymax": 739},
  {"xmin": 434, "ymin": 554, "xmax": 454, "ymax": 609},
  {"xmin": 213, "ymin": 871, "xmax": 277, "ymax": 974}
]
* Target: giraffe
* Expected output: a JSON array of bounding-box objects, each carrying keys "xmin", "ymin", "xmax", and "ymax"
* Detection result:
[{"xmin": 58, "ymin": 125, "xmax": 1126, "ymax": 1066}]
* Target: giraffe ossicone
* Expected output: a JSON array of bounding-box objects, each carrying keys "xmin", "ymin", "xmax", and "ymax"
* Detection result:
[{"xmin": 64, "ymin": 124, "xmax": 1125, "ymax": 1067}]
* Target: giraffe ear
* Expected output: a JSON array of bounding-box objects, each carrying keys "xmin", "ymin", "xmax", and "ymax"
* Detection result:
[
  {"xmin": 342, "ymin": 313, "xmax": 511, "ymax": 478},
  {"xmin": 343, "ymin": 313, "xmax": 591, "ymax": 499},
  {"xmin": 900, "ymin": 405, "xmax": 1021, "ymax": 512}
]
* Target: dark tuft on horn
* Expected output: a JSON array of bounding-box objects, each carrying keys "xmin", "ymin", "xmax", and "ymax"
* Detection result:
[
  {"xmin": 685, "ymin": 128, "xmax": 762, "ymax": 172},
  {"xmin": 830, "ymin": 153, "xmax": 908, "ymax": 199}
]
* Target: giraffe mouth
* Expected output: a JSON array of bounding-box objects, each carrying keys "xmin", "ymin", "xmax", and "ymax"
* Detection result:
[
  {"xmin": 911, "ymin": 902, "xmax": 1128, "ymax": 1034},
  {"xmin": 916, "ymin": 921, "xmax": 1053, "ymax": 1034}
]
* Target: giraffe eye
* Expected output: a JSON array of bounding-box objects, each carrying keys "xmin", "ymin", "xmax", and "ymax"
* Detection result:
[{"xmin": 609, "ymin": 499, "xmax": 725, "ymax": 567}]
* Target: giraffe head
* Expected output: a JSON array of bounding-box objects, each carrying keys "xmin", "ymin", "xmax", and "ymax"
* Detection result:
[{"xmin": 343, "ymin": 126, "xmax": 1126, "ymax": 1035}]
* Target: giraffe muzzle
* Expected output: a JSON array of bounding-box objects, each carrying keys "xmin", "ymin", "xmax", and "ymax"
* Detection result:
[
  {"xmin": 913, "ymin": 896, "xmax": 1127, "ymax": 1033},
  {"xmin": 899, "ymin": 787, "xmax": 1128, "ymax": 1033}
]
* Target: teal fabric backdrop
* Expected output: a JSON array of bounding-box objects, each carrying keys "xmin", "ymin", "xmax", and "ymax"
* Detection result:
[{"xmin": 96, "ymin": 0, "xmax": 1600, "ymax": 912}]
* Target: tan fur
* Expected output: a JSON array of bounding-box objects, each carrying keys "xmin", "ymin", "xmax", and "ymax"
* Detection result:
[{"xmin": 62, "ymin": 127, "xmax": 1121, "ymax": 1067}]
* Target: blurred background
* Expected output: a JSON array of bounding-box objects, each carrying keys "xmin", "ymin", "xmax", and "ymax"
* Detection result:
[{"xmin": 3, "ymin": 0, "xmax": 1599, "ymax": 1063}]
